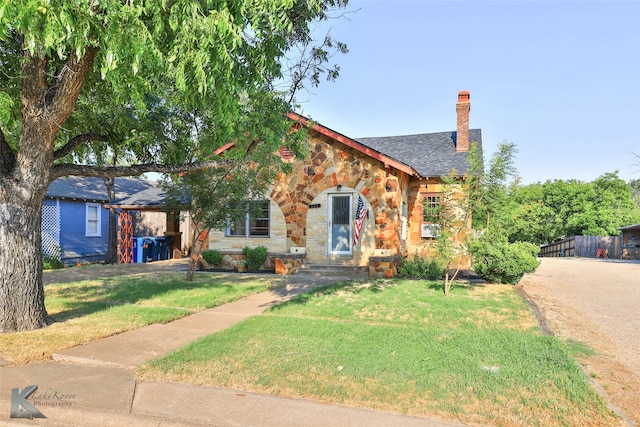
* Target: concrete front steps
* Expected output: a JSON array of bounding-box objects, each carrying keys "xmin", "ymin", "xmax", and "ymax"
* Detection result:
[{"xmin": 298, "ymin": 261, "xmax": 369, "ymax": 277}]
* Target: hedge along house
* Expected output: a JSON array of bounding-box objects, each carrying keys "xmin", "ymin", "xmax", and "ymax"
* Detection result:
[{"xmin": 207, "ymin": 92, "xmax": 482, "ymax": 276}]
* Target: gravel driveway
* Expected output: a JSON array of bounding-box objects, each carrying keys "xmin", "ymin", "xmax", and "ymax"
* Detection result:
[{"xmin": 521, "ymin": 257, "xmax": 640, "ymax": 425}]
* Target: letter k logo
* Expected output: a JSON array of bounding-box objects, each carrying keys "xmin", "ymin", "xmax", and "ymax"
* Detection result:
[{"xmin": 10, "ymin": 385, "xmax": 46, "ymax": 419}]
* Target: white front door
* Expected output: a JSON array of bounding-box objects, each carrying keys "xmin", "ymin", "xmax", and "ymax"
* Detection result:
[{"xmin": 328, "ymin": 194, "xmax": 352, "ymax": 255}]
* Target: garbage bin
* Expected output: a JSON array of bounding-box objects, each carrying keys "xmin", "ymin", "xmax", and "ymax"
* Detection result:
[
  {"xmin": 133, "ymin": 237, "xmax": 146, "ymax": 263},
  {"xmin": 163, "ymin": 236, "xmax": 173, "ymax": 260},
  {"xmin": 153, "ymin": 236, "xmax": 172, "ymax": 260},
  {"xmin": 133, "ymin": 237, "xmax": 139, "ymax": 263},
  {"xmin": 152, "ymin": 237, "xmax": 164, "ymax": 261},
  {"xmin": 142, "ymin": 238, "xmax": 154, "ymax": 263}
]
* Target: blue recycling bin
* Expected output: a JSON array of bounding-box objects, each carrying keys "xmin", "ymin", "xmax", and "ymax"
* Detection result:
[
  {"xmin": 133, "ymin": 238, "xmax": 139, "ymax": 263},
  {"xmin": 133, "ymin": 237, "xmax": 150, "ymax": 263},
  {"xmin": 133, "ymin": 236, "xmax": 173, "ymax": 262}
]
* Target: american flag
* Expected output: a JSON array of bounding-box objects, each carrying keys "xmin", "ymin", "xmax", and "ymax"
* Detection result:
[{"xmin": 353, "ymin": 195, "xmax": 368, "ymax": 246}]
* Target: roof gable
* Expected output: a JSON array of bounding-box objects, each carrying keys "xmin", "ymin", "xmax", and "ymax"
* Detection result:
[{"xmin": 287, "ymin": 112, "xmax": 420, "ymax": 177}]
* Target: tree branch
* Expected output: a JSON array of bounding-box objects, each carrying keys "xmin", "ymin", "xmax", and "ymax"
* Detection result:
[
  {"xmin": 47, "ymin": 47, "xmax": 99, "ymax": 125},
  {"xmin": 54, "ymin": 133, "xmax": 108, "ymax": 159},
  {"xmin": 0, "ymin": 127, "xmax": 16, "ymax": 176},
  {"xmin": 51, "ymin": 159, "xmax": 233, "ymax": 182}
]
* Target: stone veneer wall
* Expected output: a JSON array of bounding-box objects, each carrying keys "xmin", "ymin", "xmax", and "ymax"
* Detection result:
[
  {"xmin": 405, "ymin": 181, "xmax": 472, "ymax": 269},
  {"xmin": 368, "ymin": 255, "xmax": 401, "ymax": 278},
  {"xmin": 268, "ymin": 132, "xmax": 409, "ymax": 261},
  {"xmin": 406, "ymin": 182, "xmax": 443, "ymax": 257}
]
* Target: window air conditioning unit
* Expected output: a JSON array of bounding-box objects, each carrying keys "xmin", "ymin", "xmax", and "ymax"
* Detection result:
[{"xmin": 421, "ymin": 224, "xmax": 440, "ymax": 238}]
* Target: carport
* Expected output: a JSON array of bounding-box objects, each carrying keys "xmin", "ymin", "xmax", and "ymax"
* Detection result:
[
  {"xmin": 105, "ymin": 186, "xmax": 188, "ymax": 264},
  {"xmin": 617, "ymin": 223, "xmax": 640, "ymax": 260}
]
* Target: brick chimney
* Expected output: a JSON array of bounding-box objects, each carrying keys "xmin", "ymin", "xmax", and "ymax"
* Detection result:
[{"xmin": 456, "ymin": 91, "xmax": 471, "ymax": 152}]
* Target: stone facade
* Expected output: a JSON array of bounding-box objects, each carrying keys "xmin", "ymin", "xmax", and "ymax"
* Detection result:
[
  {"xmin": 207, "ymin": 124, "xmax": 470, "ymax": 272},
  {"xmin": 269, "ymin": 133, "xmax": 408, "ymax": 261}
]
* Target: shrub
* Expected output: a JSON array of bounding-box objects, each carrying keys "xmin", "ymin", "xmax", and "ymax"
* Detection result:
[
  {"xmin": 42, "ymin": 254, "xmax": 64, "ymax": 270},
  {"xmin": 201, "ymin": 250, "xmax": 223, "ymax": 268},
  {"xmin": 242, "ymin": 246, "xmax": 268, "ymax": 271},
  {"xmin": 398, "ymin": 253, "xmax": 446, "ymax": 280},
  {"xmin": 469, "ymin": 236, "xmax": 540, "ymax": 284}
]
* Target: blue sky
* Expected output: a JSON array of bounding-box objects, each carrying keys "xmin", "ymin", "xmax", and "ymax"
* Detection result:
[{"xmin": 297, "ymin": 0, "xmax": 640, "ymax": 185}]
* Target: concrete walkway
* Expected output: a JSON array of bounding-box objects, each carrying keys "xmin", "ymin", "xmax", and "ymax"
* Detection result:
[{"xmin": 1, "ymin": 260, "xmax": 464, "ymax": 426}]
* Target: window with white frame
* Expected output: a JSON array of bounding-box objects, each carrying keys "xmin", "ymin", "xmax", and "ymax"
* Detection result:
[
  {"xmin": 86, "ymin": 203, "xmax": 102, "ymax": 237},
  {"xmin": 421, "ymin": 194, "xmax": 441, "ymax": 239},
  {"xmin": 226, "ymin": 201, "xmax": 270, "ymax": 237}
]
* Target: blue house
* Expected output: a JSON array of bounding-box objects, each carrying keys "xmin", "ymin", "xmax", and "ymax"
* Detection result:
[{"xmin": 43, "ymin": 176, "xmax": 161, "ymax": 265}]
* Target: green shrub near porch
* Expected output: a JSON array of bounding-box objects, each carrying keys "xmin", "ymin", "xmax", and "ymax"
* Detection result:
[
  {"xmin": 242, "ymin": 246, "xmax": 268, "ymax": 271},
  {"xmin": 201, "ymin": 250, "xmax": 223, "ymax": 268},
  {"xmin": 398, "ymin": 253, "xmax": 446, "ymax": 280}
]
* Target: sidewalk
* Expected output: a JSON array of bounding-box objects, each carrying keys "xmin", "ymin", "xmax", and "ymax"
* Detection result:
[{"xmin": 1, "ymin": 261, "xmax": 464, "ymax": 427}]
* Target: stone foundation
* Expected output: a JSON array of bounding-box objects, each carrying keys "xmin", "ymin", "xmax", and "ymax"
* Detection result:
[
  {"xmin": 368, "ymin": 255, "xmax": 401, "ymax": 278},
  {"xmin": 213, "ymin": 251, "xmax": 305, "ymax": 274},
  {"xmin": 273, "ymin": 254, "xmax": 305, "ymax": 275}
]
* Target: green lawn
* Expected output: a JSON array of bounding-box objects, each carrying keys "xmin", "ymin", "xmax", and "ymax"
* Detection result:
[
  {"xmin": 0, "ymin": 272, "xmax": 285, "ymax": 365},
  {"xmin": 138, "ymin": 279, "xmax": 620, "ymax": 427}
]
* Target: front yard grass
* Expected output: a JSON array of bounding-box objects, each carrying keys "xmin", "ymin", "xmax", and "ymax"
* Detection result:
[
  {"xmin": 0, "ymin": 273, "xmax": 285, "ymax": 365},
  {"xmin": 138, "ymin": 279, "xmax": 620, "ymax": 427}
]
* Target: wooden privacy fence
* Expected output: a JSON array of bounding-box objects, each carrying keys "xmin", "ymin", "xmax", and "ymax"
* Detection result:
[{"xmin": 539, "ymin": 236, "xmax": 622, "ymax": 259}]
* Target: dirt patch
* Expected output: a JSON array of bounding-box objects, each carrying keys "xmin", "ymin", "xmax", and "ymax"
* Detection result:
[{"xmin": 521, "ymin": 258, "xmax": 640, "ymax": 425}]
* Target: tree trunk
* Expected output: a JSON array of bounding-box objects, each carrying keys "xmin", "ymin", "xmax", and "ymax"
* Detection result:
[
  {"xmin": 0, "ymin": 88, "xmax": 56, "ymax": 332},
  {"xmin": 443, "ymin": 268, "xmax": 460, "ymax": 297},
  {"xmin": 103, "ymin": 176, "xmax": 118, "ymax": 264},
  {"xmin": 0, "ymin": 49, "xmax": 97, "ymax": 332},
  {"xmin": 186, "ymin": 228, "xmax": 209, "ymax": 282},
  {"xmin": 0, "ymin": 200, "xmax": 49, "ymax": 332}
]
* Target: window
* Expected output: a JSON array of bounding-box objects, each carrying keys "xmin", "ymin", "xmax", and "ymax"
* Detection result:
[
  {"xmin": 422, "ymin": 195, "xmax": 441, "ymax": 224},
  {"xmin": 86, "ymin": 203, "xmax": 102, "ymax": 237},
  {"xmin": 226, "ymin": 201, "xmax": 270, "ymax": 237},
  {"xmin": 421, "ymin": 194, "xmax": 441, "ymax": 239}
]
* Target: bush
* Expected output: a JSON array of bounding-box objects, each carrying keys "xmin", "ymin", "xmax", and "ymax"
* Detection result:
[
  {"xmin": 201, "ymin": 250, "xmax": 223, "ymax": 268},
  {"xmin": 469, "ymin": 236, "xmax": 540, "ymax": 284},
  {"xmin": 398, "ymin": 253, "xmax": 446, "ymax": 280},
  {"xmin": 42, "ymin": 254, "xmax": 64, "ymax": 270},
  {"xmin": 242, "ymin": 246, "xmax": 268, "ymax": 271}
]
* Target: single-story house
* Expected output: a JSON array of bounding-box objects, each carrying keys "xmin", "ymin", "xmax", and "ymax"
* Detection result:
[
  {"xmin": 43, "ymin": 176, "xmax": 165, "ymax": 264},
  {"xmin": 207, "ymin": 91, "xmax": 482, "ymax": 276}
]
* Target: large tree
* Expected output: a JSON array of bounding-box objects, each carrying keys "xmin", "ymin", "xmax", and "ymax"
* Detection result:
[
  {"xmin": 506, "ymin": 173, "xmax": 640, "ymax": 244},
  {"xmin": 0, "ymin": 0, "xmax": 348, "ymax": 332}
]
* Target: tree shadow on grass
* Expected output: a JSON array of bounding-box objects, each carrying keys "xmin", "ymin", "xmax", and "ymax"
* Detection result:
[
  {"xmin": 47, "ymin": 273, "xmax": 279, "ymax": 322},
  {"xmin": 269, "ymin": 279, "xmax": 393, "ymax": 311},
  {"xmin": 409, "ymin": 278, "xmax": 488, "ymax": 294}
]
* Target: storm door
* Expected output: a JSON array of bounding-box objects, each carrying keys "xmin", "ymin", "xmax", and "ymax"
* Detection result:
[{"xmin": 328, "ymin": 194, "xmax": 352, "ymax": 255}]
